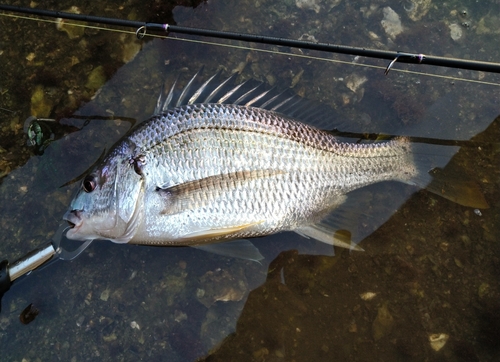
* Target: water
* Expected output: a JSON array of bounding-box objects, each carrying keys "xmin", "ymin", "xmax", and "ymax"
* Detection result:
[{"xmin": 0, "ymin": 0, "xmax": 499, "ymax": 361}]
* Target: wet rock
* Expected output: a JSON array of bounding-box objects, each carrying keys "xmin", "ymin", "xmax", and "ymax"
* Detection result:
[
  {"xmin": 119, "ymin": 34, "xmax": 142, "ymax": 63},
  {"xmin": 345, "ymin": 74, "xmax": 367, "ymax": 94},
  {"xmin": 295, "ymin": 0, "xmax": 321, "ymax": 13},
  {"xmin": 197, "ymin": 268, "xmax": 248, "ymax": 308},
  {"xmin": 449, "ymin": 23, "xmax": 463, "ymax": 41},
  {"xmin": 476, "ymin": 15, "xmax": 500, "ymax": 35},
  {"xmin": 429, "ymin": 333, "xmax": 449, "ymax": 351},
  {"xmin": 372, "ymin": 302, "xmax": 394, "ymax": 340},
  {"xmin": 405, "ymin": 0, "xmax": 432, "ymax": 22},
  {"xmin": 85, "ymin": 66, "xmax": 106, "ymax": 91},
  {"xmin": 130, "ymin": 321, "xmax": 140, "ymax": 330},
  {"xmin": 100, "ymin": 288, "xmax": 110, "ymax": 301},
  {"xmin": 344, "ymin": 73, "xmax": 367, "ymax": 103},
  {"xmin": 360, "ymin": 5, "xmax": 379, "ymax": 18},
  {"xmin": 30, "ymin": 85, "xmax": 53, "ymax": 118},
  {"xmin": 56, "ymin": 7, "xmax": 86, "ymax": 39},
  {"xmin": 381, "ymin": 7, "xmax": 404, "ymax": 40},
  {"xmin": 478, "ymin": 282, "xmax": 490, "ymax": 299},
  {"xmin": 360, "ymin": 292, "xmax": 377, "ymax": 301},
  {"xmin": 298, "ymin": 33, "xmax": 318, "ymax": 43}
]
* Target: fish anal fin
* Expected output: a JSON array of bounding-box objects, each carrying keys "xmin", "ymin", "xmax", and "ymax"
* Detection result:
[{"xmin": 295, "ymin": 224, "xmax": 364, "ymax": 251}]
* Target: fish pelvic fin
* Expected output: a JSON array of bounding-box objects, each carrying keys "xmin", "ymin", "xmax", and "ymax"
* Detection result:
[
  {"xmin": 192, "ymin": 239, "xmax": 264, "ymax": 262},
  {"xmin": 295, "ymin": 223, "xmax": 364, "ymax": 252}
]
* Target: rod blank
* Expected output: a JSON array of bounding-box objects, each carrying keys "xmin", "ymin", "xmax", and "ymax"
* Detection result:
[{"xmin": 1, "ymin": 4, "xmax": 500, "ymax": 74}]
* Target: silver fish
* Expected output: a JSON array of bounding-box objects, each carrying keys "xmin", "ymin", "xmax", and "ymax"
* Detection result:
[{"xmin": 63, "ymin": 71, "xmax": 484, "ymax": 260}]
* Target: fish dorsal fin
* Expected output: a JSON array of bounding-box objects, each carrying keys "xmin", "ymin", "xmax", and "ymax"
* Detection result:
[
  {"xmin": 154, "ymin": 76, "xmax": 177, "ymax": 115},
  {"xmin": 176, "ymin": 67, "xmax": 204, "ymax": 107},
  {"xmin": 203, "ymin": 72, "xmax": 239, "ymax": 103},
  {"xmin": 155, "ymin": 69, "xmax": 347, "ymax": 131},
  {"xmin": 187, "ymin": 70, "xmax": 221, "ymax": 105},
  {"xmin": 232, "ymin": 83, "xmax": 266, "ymax": 105}
]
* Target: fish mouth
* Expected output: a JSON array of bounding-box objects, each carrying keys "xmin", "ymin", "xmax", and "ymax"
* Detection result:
[{"xmin": 63, "ymin": 209, "xmax": 82, "ymax": 230}]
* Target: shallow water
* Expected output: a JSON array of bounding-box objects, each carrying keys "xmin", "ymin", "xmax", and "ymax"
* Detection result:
[{"xmin": 0, "ymin": 0, "xmax": 499, "ymax": 361}]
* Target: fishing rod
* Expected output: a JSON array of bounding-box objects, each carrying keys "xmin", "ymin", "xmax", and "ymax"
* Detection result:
[{"xmin": 1, "ymin": 4, "xmax": 500, "ymax": 75}]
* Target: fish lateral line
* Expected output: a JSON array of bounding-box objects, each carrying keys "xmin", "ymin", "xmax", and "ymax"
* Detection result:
[{"xmin": 157, "ymin": 169, "xmax": 286, "ymax": 215}]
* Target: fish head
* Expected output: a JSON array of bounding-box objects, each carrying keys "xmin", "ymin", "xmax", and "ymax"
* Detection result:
[{"xmin": 63, "ymin": 145, "xmax": 144, "ymax": 243}]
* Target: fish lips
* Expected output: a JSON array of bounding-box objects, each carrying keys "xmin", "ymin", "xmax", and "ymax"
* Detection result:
[{"xmin": 63, "ymin": 209, "xmax": 82, "ymax": 232}]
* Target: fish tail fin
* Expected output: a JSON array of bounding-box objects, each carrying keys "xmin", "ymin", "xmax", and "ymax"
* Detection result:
[{"xmin": 410, "ymin": 141, "xmax": 488, "ymax": 209}]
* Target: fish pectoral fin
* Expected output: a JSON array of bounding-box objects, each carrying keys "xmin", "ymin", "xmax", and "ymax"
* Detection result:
[
  {"xmin": 295, "ymin": 224, "xmax": 364, "ymax": 251},
  {"xmin": 158, "ymin": 170, "xmax": 284, "ymax": 215},
  {"xmin": 192, "ymin": 239, "xmax": 264, "ymax": 262},
  {"xmin": 180, "ymin": 221, "xmax": 264, "ymax": 241}
]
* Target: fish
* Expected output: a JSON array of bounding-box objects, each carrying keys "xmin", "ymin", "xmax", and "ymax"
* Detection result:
[{"xmin": 63, "ymin": 70, "xmax": 487, "ymax": 261}]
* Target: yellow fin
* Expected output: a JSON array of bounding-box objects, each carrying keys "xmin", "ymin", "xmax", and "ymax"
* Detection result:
[
  {"xmin": 180, "ymin": 221, "xmax": 264, "ymax": 242},
  {"xmin": 426, "ymin": 168, "xmax": 489, "ymax": 209},
  {"xmin": 295, "ymin": 224, "xmax": 364, "ymax": 251}
]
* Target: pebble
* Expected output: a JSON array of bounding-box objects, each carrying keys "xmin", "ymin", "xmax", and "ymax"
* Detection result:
[
  {"xmin": 100, "ymin": 289, "xmax": 110, "ymax": 302},
  {"xmin": 381, "ymin": 7, "xmax": 404, "ymax": 40},
  {"xmin": 372, "ymin": 302, "xmax": 394, "ymax": 340},
  {"xmin": 429, "ymin": 333, "xmax": 449, "ymax": 351},
  {"xmin": 295, "ymin": 0, "xmax": 321, "ymax": 13},
  {"xmin": 406, "ymin": 0, "xmax": 432, "ymax": 22},
  {"xmin": 449, "ymin": 23, "xmax": 463, "ymax": 41},
  {"xmin": 360, "ymin": 292, "xmax": 377, "ymax": 301}
]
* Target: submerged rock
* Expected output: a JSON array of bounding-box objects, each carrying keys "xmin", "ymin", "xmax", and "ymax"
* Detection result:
[
  {"xmin": 429, "ymin": 333, "xmax": 449, "ymax": 351},
  {"xmin": 197, "ymin": 268, "xmax": 248, "ymax": 308},
  {"xmin": 56, "ymin": 7, "xmax": 85, "ymax": 39},
  {"xmin": 295, "ymin": 0, "xmax": 321, "ymax": 13},
  {"xmin": 30, "ymin": 85, "xmax": 53, "ymax": 118},
  {"xmin": 449, "ymin": 23, "xmax": 463, "ymax": 41},
  {"xmin": 405, "ymin": 0, "xmax": 432, "ymax": 22},
  {"xmin": 381, "ymin": 7, "xmax": 404, "ymax": 40},
  {"xmin": 85, "ymin": 66, "xmax": 106, "ymax": 91},
  {"xmin": 372, "ymin": 302, "xmax": 394, "ymax": 340},
  {"xmin": 476, "ymin": 15, "xmax": 500, "ymax": 35}
]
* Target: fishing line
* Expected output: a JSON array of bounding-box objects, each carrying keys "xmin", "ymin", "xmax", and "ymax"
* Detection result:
[
  {"xmin": 1, "ymin": 10, "xmax": 499, "ymax": 87},
  {"xmin": 0, "ymin": 4, "xmax": 500, "ymax": 86}
]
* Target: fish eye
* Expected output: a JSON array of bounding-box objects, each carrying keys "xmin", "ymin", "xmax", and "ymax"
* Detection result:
[{"xmin": 82, "ymin": 174, "xmax": 97, "ymax": 193}]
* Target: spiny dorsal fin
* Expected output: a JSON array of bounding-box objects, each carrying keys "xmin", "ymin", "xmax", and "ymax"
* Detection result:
[{"xmin": 154, "ymin": 68, "xmax": 346, "ymax": 131}]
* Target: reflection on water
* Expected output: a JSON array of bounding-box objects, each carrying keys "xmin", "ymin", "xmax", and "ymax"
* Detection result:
[{"xmin": 0, "ymin": 0, "xmax": 499, "ymax": 361}]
